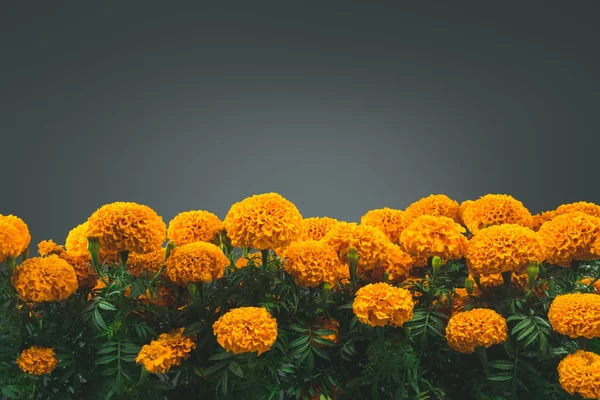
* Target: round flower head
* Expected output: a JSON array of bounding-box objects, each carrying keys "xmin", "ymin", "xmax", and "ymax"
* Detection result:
[
  {"xmin": 379, "ymin": 243, "xmax": 414, "ymax": 282},
  {"xmin": 538, "ymin": 212, "xmax": 600, "ymax": 266},
  {"xmin": 445, "ymin": 308, "xmax": 508, "ymax": 354},
  {"xmin": 0, "ymin": 214, "xmax": 31, "ymax": 255},
  {"xmin": 282, "ymin": 240, "xmax": 346, "ymax": 288},
  {"xmin": 59, "ymin": 251, "xmax": 98, "ymax": 288},
  {"xmin": 37, "ymin": 240, "xmax": 65, "ymax": 257},
  {"xmin": 352, "ymin": 282, "xmax": 414, "ymax": 327},
  {"xmin": 12, "ymin": 255, "xmax": 78, "ymax": 302},
  {"xmin": 321, "ymin": 222, "xmax": 391, "ymax": 272},
  {"xmin": 136, "ymin": 327, "xmax": 196, "ymax": 373},
  {"xmin": 400, "ymin": 215, "xmax": 468, "ymax": 267},
  {"xmin": 16, "ymin": 346, "xmax": 59, "ymax": 375},
  {"xmin": 404, "ymin": 194, "xmax": 461, "ymax": 223},
  {"xmin": 458, "ymin": 200, "xmax": 474, "ymax": 225},
  {"xmin": 548, "ymin": 293, "xmax": 600, "ymax": 339},
  {"xmin": 461, "ymin": 194, "xmax": 533, "ymax": 234},
  {"xmin": 127, "ymin": 248, "xmax": 165, "ymax": 277},
  {"xmin": 466, "ymin": 224, "xmax": 544, "ymax": 276},
  {"xmin": 213, "ymin": 307, "xmax": 278, "ymax": 355},
  {"xmin": 536, "ymin": 201, "xmax": 600, "ymax": 231},
  {"xmin": 65, "ymin": 222, "xmax": 119, "ymax": 264},
  {"xmin": 299, "ymin": 217, "xmax": 340, "ymax": 241},
  {"xmin": 167, "ymin": 210, "xmax": 224, "ymax": 246},
  {"xmin": 360, "ymin": 208, "xmax": 407, "ymax": 244},
  {"xmin": 235, "ymin": 252, "xmax": 262, "ymax": 269},
  {"xmin": 557, "ymin": 350, "xmax": 600, "ymax": 399},
  {"xmin": 224, "ymin": 193, "xmax": 303, "ymax": 250},
  {"xmin": 0, "ymin": 219, "xmax": 25, "ymax": 262},
  {"xmin": 86, "ymin": 202, "xmax": 167, "ymax": 254},
  {"xmin": 165, "ymin": 241, "xmax": 229, "ymax": 284}
]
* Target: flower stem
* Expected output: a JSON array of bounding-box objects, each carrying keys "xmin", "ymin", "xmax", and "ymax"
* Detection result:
[
  {"xmin": 119, "ymin": 250, "xmax": 129, "ymax": 269},
  {"xmin": 261, "ymin": 249, "xmax": 269, "ymax": 271},
  {"xmin": 475, "ymin": 346, "xmax": 488, "ymax": 375}
]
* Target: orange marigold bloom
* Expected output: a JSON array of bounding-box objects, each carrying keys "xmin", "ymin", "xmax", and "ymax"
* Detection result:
[
  {"xmin": 321, "ymin": 222, "xmax": 391, "ymax": 272},
  {"xmin": 136, "ymin": 328, "xmax": 196, "ymax": 373},
  {"xmin": 282, "ymin": 240, "xmax": 346, "ymax": 288},
  {"xmin": 167, "ymin": 210, "xmax": 223, "ymax": 246},
  {"xmin": 87, "ymin": 202, "xmax": 167, "ymax": 254},
  {"xmin": 379, "ymin": 243, "xmax": 414, "ymax": 282},
  {"xmin": 59, "ymin": 251, "xmax": 98, "ymax": 288},
  {"xmin": 65, "ymin": 222, "xmax": 119, "ymax": 264},
  {"xmin": 235, "ymin": 252, "xmax": 262, "ymax": 269},
  {"xmin": 0, "ymin": 219, "xmax": 26, "ymax": 262},
  {"xmin": 37, "ymin": 240, "xmax": 65, "ymax": 257},
  {"xmin": 445, "ymin": 308, "xmax": 508, "ymax": 354},
  {"xmin": 11, "ymin": 255, "xmax": 78, "ymax": 302},
  {"xmin": 399, "ymin": 215, "xmax": 468, "ymax": 267},
  {"xmin": 213, "ymin": 307, "xmax": 278, "ymax": 355},
  {"xmin": 0, "ymin": 214, "xmax": 31, "ymax": 255},
  {"xmin": 548, "ymin": 293, "xmax": 600, "ymax": 339},
  {"xmin": 352, "ymin": 283, "xmax": 414, "ymax": 327},
  {"xmin": 16, "ymin": 346, "xmax": 59, "ymax": 375},
  {"xmin": 538, "ymin": 212, "xmax": 600, "ymax": 266},
  {"xmin": 138, "ymin": 285, "xmax": 176, "ymax": 307},
  {"xmin": 461, "ymin": 194, "xmax": 533, "ymax": 234},
  {"xmin": 360, "ymin": 208, "xmax": 407, "ymax": 244},
  {"xmin": 458, "ymin": 200, "xmax": 474, "ymax": 225},
  {"xmin": 404, "ymin": 194, "xmax": 461, "ymax": 223},
  {"xmin": 299, "ymin": 217, "xmax": 340, "ymax": 241},
  {"xmin": 127, "ymin": 248, "xmax": 165, "ymax": 277},
  {"xmin": 466, "ymin": 224, "xmax": 544, "ymax": 276},
  {"xmin": 165, "ymin": 242, "xmax": 229, "ymax": 284},
  {"xmin": 224, "ymin": 193, "xmax": 303, "ymax": 250},
  {"xmin": 557, "ymin": 350, "xmax": 600, "ymax": 399}
]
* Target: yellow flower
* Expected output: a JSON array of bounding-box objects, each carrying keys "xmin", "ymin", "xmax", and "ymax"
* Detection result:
[
  {"xmin": 379, "ymin": 243, "xmax": 414, "ymax": 282},
  {"xmin": 352, "ymin": 282, "xmax": 414, "ymax": 327},
  {"xmin": 11, "ymin": 255, "xmax": 78, "ymax": 302},
  {"xmin": 360, "ymin": 208, "xmax": 407, "ymax": 244},
  {"xmin": 538, "ymin": 212, "xmax": 600, "ymax": 266},
  {"xmin": 235, "ymin": 252, "xmax": 262, "ymax": 269},
  {"xmin": 65, "ymin": 222, "xmax": 119, "ymax": 264},
  {"xmin": 0, "ymin": 214, "xmax": 31, "ymax": 255},
  {"xmin": 461, "ymin": 194, "xmax": 533, "ymax": 234},
  {"xmin": 59, "ymin": 251, "xmax": 98, "ymax": 288},
  {"xmin": 37, "ymin": 240, "xmax": 65, "ymax": 257},
  {"xmin": 87, "ymin": 202, "xmax": 167, "ymax": 254},
  {"xmin": 299, "ymin": 217, "xmax": 340, "ymax": 241},
  {"xmin": 548, "ymin": 293, "xmax": 600, "ymax": 339},
  {"xmin": 127, "ymin": 248, "xmax": 165, "ymax": 277},
  {"xmin": 399, "ymin": 215, "xmax": 468, "ymax": 267},
  {"xmin": 445, "ymin": 308, "xmax": 508, "ymax": 354},
  {"xmin": 321, "ymin": 222, "xmax": 391, "ymax": 272},
  {"xmin": 0, "ymin": 219, "xmax": 25, "ymax": 262},
  {"xmin": 136, "ymin": 328, "xmax": 196, "ymax": 373},
  {"xmin": 224, "ymin": 193, "xmax": 303, "ymax": 250},
  {"xmin": 165, "ymin": 242, "xmax": 229, "ymax": 284},
  {"xmin": 404, "ymin": 194, "xmax": 461, "ymax": 223},
  {"xmin": 213, "ymin": 307, "xmax": 278, "ymax": 355},
  {"xmin": 557, "ymin": 350, "xmax": 600, "ymax": 399},
  {"xmin": 282, "ymin": 240, "xmax": 346, "ymax": 288},
  {"xmin": 466, "ymin": 224, "xmax": 544, "ymax": 276},
  {"xmin": 167, "ymin": 210, "xmax": 224, "ymax": 246},
  {"xmin": 16, "ymin": 346, "xmax": 59, "ymax": 375}
]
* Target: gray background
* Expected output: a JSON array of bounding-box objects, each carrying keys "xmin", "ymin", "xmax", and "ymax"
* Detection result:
[{"xmin": 1, "ymin": 2, "xmax": 599, "ymax": 249}]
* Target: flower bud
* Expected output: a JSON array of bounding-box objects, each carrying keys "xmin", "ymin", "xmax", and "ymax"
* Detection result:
[
  {"xmin": 465, "ymin": 277, "xmax": 475, "ymax": 295},
  {"xmin": 87, "ymin": 237, "xmax": 101, "ymax": 268},
  {"xmin": 527, "ymin": 261, "xmax": 539, "ymax": 290},
  {"xmin": 347, "ymin": 248, "xmax": 358, "ymax": 267},
  {"xmin": 165, "ymin": 241, "xmax": 177, "ymax": 262},
  {"xmin": 432, "ymin": 256, "xmax": 442, "ymax": 281}
]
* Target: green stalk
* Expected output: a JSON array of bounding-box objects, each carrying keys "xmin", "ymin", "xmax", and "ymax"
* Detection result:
[{"xmin": 261, "ymin": 249, "xmax": 269, "ymax": 270}]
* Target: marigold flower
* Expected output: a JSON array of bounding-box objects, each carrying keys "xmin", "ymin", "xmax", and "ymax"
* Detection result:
[
  {"xmin": 138, "ymin": 285, "xmax": 176, "ymax": 307},
  {"xmin": 579, "ymin": 278, "xmax": 600, "ymax": 294},
  {"xmin": 466, "ymin": 224, "xmax": 544, "ymax": 276},
  {"xmin": 321, "ymin": 222, "xmax": 391, "ymax": 272},
  {"xmin": 352, "ymin": 283, "xmax": 414, "ymax": 327},
  {"xmin": 165, "ymin": 242, "xmax": 229, "ymax": 284},
  {"xmin": 224, "ymin": 193, "xmax": 303, "ymax": 250},
  {"xmin": 399, "ymin": 215, "xmax": 468, "ymax": 267},
  {"xmin": 65, "ymin": 222, "xmax": 119, "ymax": 264},
  {"xmin": 360, "ymin": 208, "xmax": 407, "ymax": 244},
  {"xmin": 0, "ymin": 214, "xmax": 31, "ymax": 255},
  {"xmin": 404, "ymin": 194, "xmax": 461, "ymax": 223},
  {"xmin": 16, "ymin": 346, "xmax": 59, "ymax": 375},
  {"xmin": 538, "ymin": 212, "xmax": 600, "ymax": 266},
  {"xmin": 461, "ymin": 194, "xmax": 533, "ymax": 234},
  {"xmin": 458, "ymin": 200, "xmax": 474, "ymax": 225},
  {"xmin": 299, "ymin": 217, "xmax": 340, "ymax": 241},
  {"xmin": 548, "ymin": 293, "xmax": 600, "ymax": 339},
  {"xmin": 87, "ymin": 202, "xmax": 167, "ymax": 254},
  {"xmin": 235, "ymin": 252, "xmax": 262, "ymax": 269},
  {"xmin": 0, "ymin": 219, "xmax": 25, "ymax": 262},
  {"xmin": 557, "ymin": 350, "xmax": 600, "ymax": 399},
  {"xmin": 379, "ymin": 243, "xmax": 414, "ymax": 282},
  {"xmin": 59, "ymin": 251, "xmax": 98, "ymax": 288},
  {"xmin": 451, "ymin": 288, "xmax": 482, "ymax": 315},
  {"xmin": 282, "ymin": 240, "xmax": 346, "ymax": 288},
  {"xmin": 167, "ymin": 210, "xmax": 223, "ymax": 246},
  {"xmin": 445, "ymin": 308, "xmax": 508, "ymax": 354},
  {"xmin": 127, "ymin": 248, "xmax": 165, "ymax": 277},
  {"xmin": 536, "ymin": 202, "xmax": 600, "ymax": 231},
  {"xmin": 213, "ymin": 307, "xmax": 278, "ymax": 355},
  {"xmin": 11, "ymin": 255, "xmax": 78, "ymax": 302},
  {"xmin": 136, "ymin": 328, "xmax": 196, "ymax": 373},
  {"xmin": 37, "ymin": 240, "xmax": 65, "ymax": 257}
]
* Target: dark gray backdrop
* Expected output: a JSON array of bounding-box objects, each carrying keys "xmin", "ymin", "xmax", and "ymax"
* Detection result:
[{"xmin": 1, "ymin": 2, "xmax": 599, "ymax": 249}]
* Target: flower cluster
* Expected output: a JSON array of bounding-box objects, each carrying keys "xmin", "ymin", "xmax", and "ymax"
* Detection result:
[
  {"xmin": 557, "ymin": 350, "xmax": 600, "ymax": 399},
  {"xmin": 360, "ymin": 208, "xmax": 407, "ymax": 243},
  {"xmin": 352, "ymin": 283, "xmax": 414, "ymax": 327},
  {"xmin": 167, "ymin": 210, "xmax": 224, "ymax": 246},
  {"xmin": 165, "ymin": 242, "xmax": 229, "ymax": 284},
  {"xmin": 404, "ymin": 194, "xmax": 460, "ymax": 223},
  {"xmin": 299, "ymin": 217, "xmax": 340, "ymax": 241},
  {"xmin": 445, "ymin": 308, "xmax": 508, "ymax": 353},
  {"xmin": 136, "ymin": 328, "xmax": 197, "ymax": 373},
  {"xmin": 212, "ymin": 307, "xmax": 278, "ymax": 355},
  {"xmin": 11, "ymin": 255, "xmax": 79, "ymax": 302},
  {"xmin": 224, "ymin": 193, "xmax": 303, "ymax": 250},
  {"xmin": 461, "ymin": 194, "xmax": 533, "ymax": 233},
  {"xmin": 282, "ymin": 240, "xmax": 347, "ymax": 288},
  {"xmin": 16, "ymin": 346, "xmax": 59, "ymax": 375},
  {"xmin": 548, "ymin": 293, "xmax": 600, "ymax": 339}
]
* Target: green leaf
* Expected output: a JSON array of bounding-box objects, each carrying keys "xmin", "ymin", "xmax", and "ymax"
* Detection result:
[
  {"xmin": 1, "ymin": 386, "xmax": 20, "ymax": 399},
  {"xmin": 516, "ymin": 323, "xmax": 536, "ymax": 341},
  {"xmin": 229, "ymin": 361, "xmax": 244, "ymax": 378},
  {"xmin": 93, "ymin": 308, "xmax": 107, "ymax": 330},
  {"xmin": 511, "ymin": 318, "xmax": 532, "ymax": 335},
  {"xmin": 488, "ymin": 373, "xmax": 514, "ymax": 381},
  {"xmin": 488, "ymin": 361, "xmax": 514, "ymax": 371},
  {"xmin": 94, "ymin": 354, "xmax": 119, "ymax": 364},
  {"xmin": 98, "ymin": 301, "xmax": 117, "ymax": 311},
  {"xmin": 209, "ymin": 352, "xmax": 235, "ymax": 361}
]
